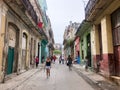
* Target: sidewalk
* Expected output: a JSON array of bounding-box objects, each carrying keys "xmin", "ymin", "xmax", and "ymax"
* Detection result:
[
  {"xmin": 0, "ymin": 66, "xmax": 42, "ymax": 90},
  {"xmin": 73, "ymin": 64, "xmax": 120, "ymax": 90}
]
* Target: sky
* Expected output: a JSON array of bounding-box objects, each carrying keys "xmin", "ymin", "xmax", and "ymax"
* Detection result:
[{"xmin": 46, "ymin": 0, "xmax": 88, "ymax": 44}]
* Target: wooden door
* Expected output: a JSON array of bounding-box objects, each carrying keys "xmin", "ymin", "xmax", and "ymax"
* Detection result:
[{"xmin": 7, "ymin": 47, "xmax": 14, "ymax": 74}]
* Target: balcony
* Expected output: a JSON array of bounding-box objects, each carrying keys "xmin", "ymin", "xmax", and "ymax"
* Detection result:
[
  {"xmin": 4, "ymin": 0, "xmax": 38, "ymax": 25},
  {"xmin": 21, "ymin": 0, "xmax": 38, "ymax": 24},
  {"xmin": 85, "ymin": 0, "xmax": 113, "ymax": 21},
  {"xmin": 3, "ymin": 0, "xmax": 47, "ymax": 39},
  {"xmin": 85, "ymin": 0, "xmax": 98, "ymax": 19}
]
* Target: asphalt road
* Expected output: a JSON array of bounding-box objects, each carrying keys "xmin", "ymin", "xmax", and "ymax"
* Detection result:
[{"xmin": 14, "ymin": 62, "xmax": 94, "ymax": 90}]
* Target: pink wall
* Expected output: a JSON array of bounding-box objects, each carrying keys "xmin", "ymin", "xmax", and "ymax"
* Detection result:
[{"xmin": 75, "ymin": 37, "xmax": 80, "ymax": 51}]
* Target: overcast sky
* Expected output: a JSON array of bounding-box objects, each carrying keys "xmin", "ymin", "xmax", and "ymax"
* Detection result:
[{"xmin": 46, "ymin": 0, "xmax": 88, "ymax": 44}]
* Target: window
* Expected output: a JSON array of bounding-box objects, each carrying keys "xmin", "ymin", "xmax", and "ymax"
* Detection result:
[{"xmin": 111, "ymin": 8, "xmax": 120, "ymax": 45}]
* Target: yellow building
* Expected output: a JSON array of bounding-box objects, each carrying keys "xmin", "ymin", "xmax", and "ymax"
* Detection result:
[
  {"xmin": 0, "ymin": 1, "xmax": 7, "ymax": 82},
  {"xmin": 85, "ymin": 0, "xmax": 120, "ymax": 82}
]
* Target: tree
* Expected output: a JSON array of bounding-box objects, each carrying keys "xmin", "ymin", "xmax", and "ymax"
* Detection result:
[
  {"xmin": 53, "ymin": 50, "xmax": 62, "ymax": 55},
  {"xmin": 64, "ymin": 39, "xmax": 74, "ymax": 49}
]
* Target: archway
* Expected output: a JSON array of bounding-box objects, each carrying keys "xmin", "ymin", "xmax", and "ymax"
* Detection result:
[{"xmin": 7, "ymin": 22, "xmax": 19, "ymax": 74}]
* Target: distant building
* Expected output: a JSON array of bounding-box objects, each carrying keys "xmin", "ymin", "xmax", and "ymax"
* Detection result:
[
  {"xmin": 63, "ymin": 21, "xmax": 80, "ymax": 60},
  {"xmin": 54, "ymin": 43, "xmax": 62, "ymax": 51}
]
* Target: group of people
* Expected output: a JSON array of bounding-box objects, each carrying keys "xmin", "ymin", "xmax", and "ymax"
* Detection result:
[
  {"xmin": 51, "ymin": 55, "xmax": 57, "ymax": 63},
  {"xmin": 34, "ymin": 56, "xmax": 51, "ymax": 78},
  {"xmin": 44, "ymin": 55, "xmax": 73, "ymax": 78},
  {"xmin": 35, "ymin": 55, "xmax": 56, "ymax": 66},
  {"xmin": 35, "ymin": 55, "xmax": 56, "ymax": 78},
  {"xmin": 35, "ymin": 55, "xmax": 89, "ymax": 78}
]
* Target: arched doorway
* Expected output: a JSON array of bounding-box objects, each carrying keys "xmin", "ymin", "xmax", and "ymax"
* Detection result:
[
  {"xmin": 22, "ymin": 32, "xmax": 27, "ymax": 70},
  {"xmin": 7, "ymin": 23, "xmax": 19, "ymax": 74}
]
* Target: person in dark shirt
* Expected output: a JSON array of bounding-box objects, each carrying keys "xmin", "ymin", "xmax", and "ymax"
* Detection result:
[
  {"xmin": 45, "ymin": 57, "xmax": 51, "ymax": 78},
  {"xmin": 67, "ymin": 55, "xmax": 73, "ymax": 70}
]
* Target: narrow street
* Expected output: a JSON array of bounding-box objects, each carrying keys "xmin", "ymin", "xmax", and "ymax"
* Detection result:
[
  {"xmin": 13, "ymin": 61, "xmax": 94, "ymax": 90},
  {"xmin": 0, "ymin": 0, "xmax": 120, "ymax": 89}
]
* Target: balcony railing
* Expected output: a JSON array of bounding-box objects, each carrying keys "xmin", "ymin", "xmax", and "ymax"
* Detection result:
[
  {"xmin": 21, "ymin": 0, "xmax": 38, "ymax": 24},
  {"xmin": 85, "ymin": 0, "xmax": 98, "ymax": 19}
]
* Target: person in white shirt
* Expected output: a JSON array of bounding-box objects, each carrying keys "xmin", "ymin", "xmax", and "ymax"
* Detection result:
[{"xmin": 61, "ymin": 55, "xmax": 64, "ymax": 64}]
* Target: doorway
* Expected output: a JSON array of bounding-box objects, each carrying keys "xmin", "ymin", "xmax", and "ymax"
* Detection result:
[
  {"xmin": 6, "ymin": 23, "xmax": 19, "ymax": 74},
  {"xmin": 87, "ymin": 34, "xmax": 91, "ymax": 67},
  {"xmin": 7, "ymin": 47, "xmax": 14, "ymax": 74},
  {"xmin": 111, "ymin": 8, "xmax": 120, "ymax": 76}
]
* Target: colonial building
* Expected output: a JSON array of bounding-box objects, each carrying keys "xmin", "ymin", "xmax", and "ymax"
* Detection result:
[
  {"xmin": 76, "ymin": 20, "xmax": 92, "ymax": 66},
  {"xmin": 54, "ymin": 43, "xmax": 62, "ymax": 51},
  {"xmin": 0, "ymin": 0, "xmax": 52, "ymax": 83},
  {"xmin": 63, "ymin": 21, "xmax": 80, "ymax": 61},
  {"xmin": 45, "ymin": 16, "xmax": 54, "ymax": 58},
  {"xmin": 85, "ymin": 0, "xmax": 120, "ymax": 84},
  {"xmin": 74, "ymin": 36, "xmax": 80, "ymax": 64},
  {"xmin": 37, "ymin": 0, "xmax": 54, "ymax": 62}
]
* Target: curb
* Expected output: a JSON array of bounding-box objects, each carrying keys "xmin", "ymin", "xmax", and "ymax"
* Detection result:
[
  {"xmin": 73, "ymin": 66, "xmax": 103, "ymax": 90},
  {"xmin": 73, "ymin": 65, "xmax": 120, "ymax": 90},
  {"xmin": 0, "ymin": 68, "xmax": 42, "ymax": 90},
  {"xmin": 11, "ymin": 68, "xmax": 42, "ymax": 90}
]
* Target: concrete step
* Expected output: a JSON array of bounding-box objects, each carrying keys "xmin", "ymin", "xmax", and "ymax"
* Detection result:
[{"xmin": 110, "ymin": 76, "xmax": 120, "ymax": 85}]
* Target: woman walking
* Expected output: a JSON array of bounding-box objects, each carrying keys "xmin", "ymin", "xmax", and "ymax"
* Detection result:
[{"xmin": 45, "ymin": 57, "xmax": 51, "ymax": 78}]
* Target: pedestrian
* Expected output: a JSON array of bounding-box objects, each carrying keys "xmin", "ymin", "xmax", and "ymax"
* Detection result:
[
  {"xmin": 51, "ymin": 55, "xmax": 54, "ymax": 63},
  {"xmin": 67, "ymin": 55, "xmax": 72, "ymax": 70},
  {"xmin": 35, "ymin": 56, "xmax": 39, "ymax": 68},
  {"xmin": 45, "ymin": 57, "xmax": 51, "ymax": 78},
  {"xmin": 53, "ymin": 55, "xmax": 56, "ymax": 63},
  {"xmin": 59, "ymin": 55, "xmax": 62, "ymax": 64},
  {"xmin": 85, "ymin": 56, "xmax": 88, "ymax": 71},
  {"xmin": 61, "ymin": 55, "xmax": 64, "ymax": 64},
  {"xmin": 42, "ymin": 56, "xmax": 44, "ymax": 63}
]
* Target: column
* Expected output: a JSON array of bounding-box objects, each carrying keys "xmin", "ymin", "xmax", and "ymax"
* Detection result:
[
  {"xmin": 91, "ymin": 25, "xmax": 100, "ymax": 69},
  {"xmin": 101, "ymin": 15, "xmax": 114, "ymax": 76},
  {"xmin": 0, "ymin": 1, "xmax": 8, "ymax": 83}
]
